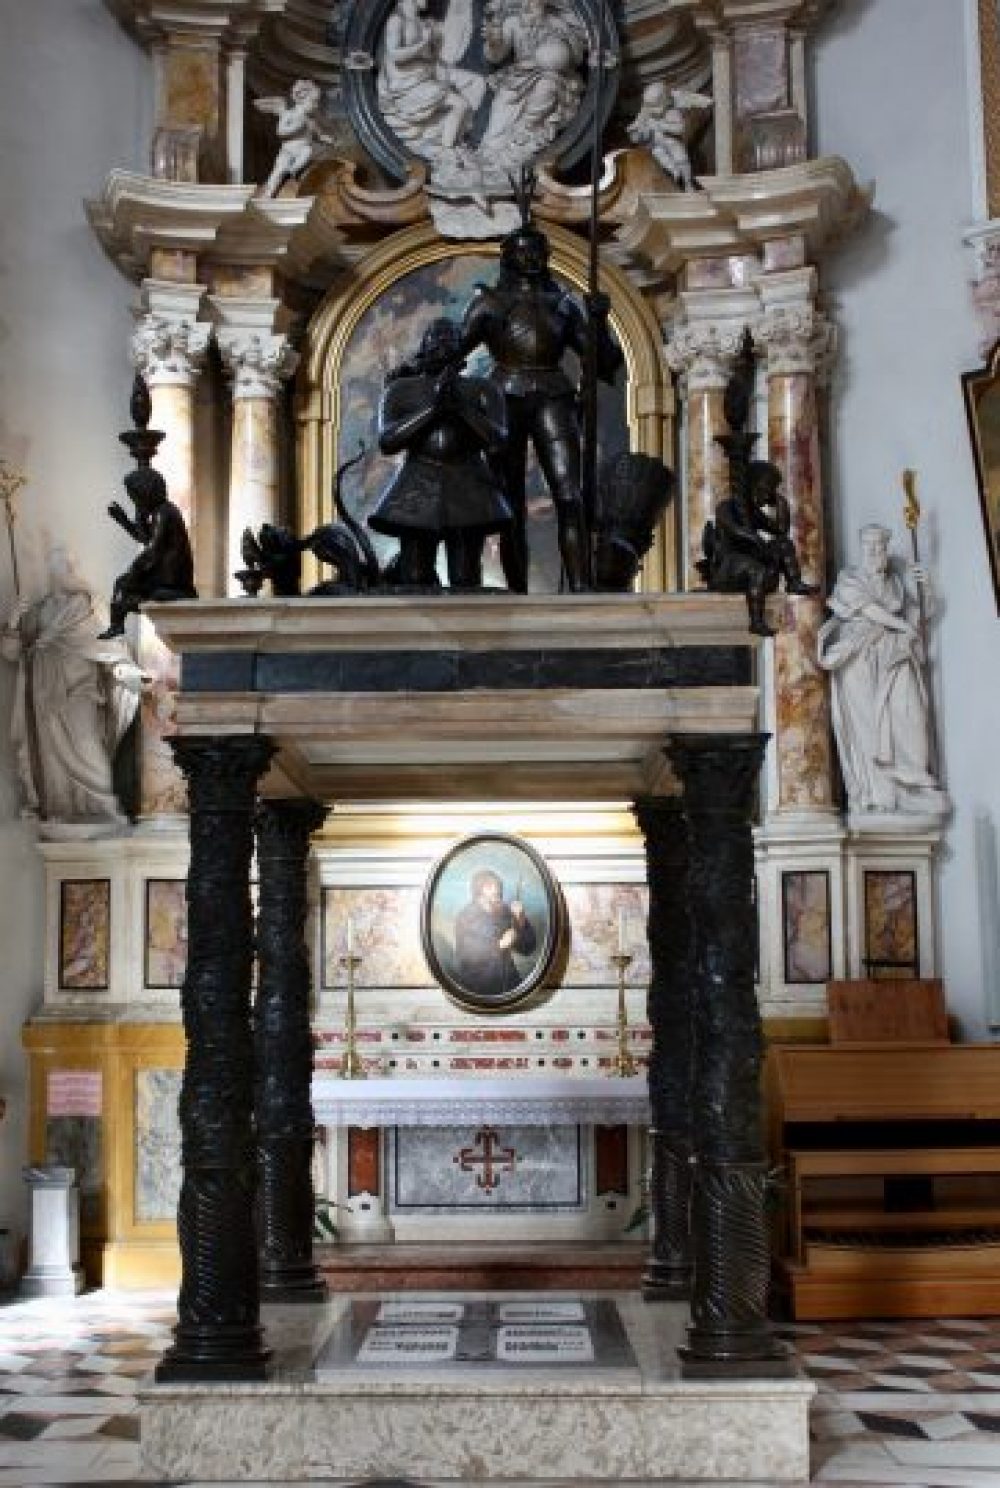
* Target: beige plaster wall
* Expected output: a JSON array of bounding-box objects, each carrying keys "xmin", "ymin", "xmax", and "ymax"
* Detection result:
[{"xmin": 0, "ymin": 0, "xmax": 152, "ymax": 1233}]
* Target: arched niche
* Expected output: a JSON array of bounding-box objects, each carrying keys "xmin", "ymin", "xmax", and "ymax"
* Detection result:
[{"xmin": 296, "ymin": 222, "xmax": 678, "ymax": 592}]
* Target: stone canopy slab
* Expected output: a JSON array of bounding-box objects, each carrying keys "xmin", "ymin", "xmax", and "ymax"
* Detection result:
[{"xmin": 146, "ymin": 592, "xmax": 763, "ymax": 803}]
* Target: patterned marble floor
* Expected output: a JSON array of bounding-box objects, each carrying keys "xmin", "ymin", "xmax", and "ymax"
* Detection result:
[{"xmin": 4, "ymin": 1293, "xmax": 1000, "ymax": 1485}]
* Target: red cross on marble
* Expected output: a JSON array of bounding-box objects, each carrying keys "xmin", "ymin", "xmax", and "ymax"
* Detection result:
[{"xmin": 453, "ymin": 1127, "xmax": 517, "ymax": 1191}]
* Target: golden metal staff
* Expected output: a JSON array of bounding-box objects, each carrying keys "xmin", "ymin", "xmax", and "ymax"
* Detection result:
[
  {"xmin": 903, "ymin": 469, "xmax": 942, "ymax": 782},
  {"xmin": 0, "ymin": 461, "xmax": 27, "ymax": 598}
]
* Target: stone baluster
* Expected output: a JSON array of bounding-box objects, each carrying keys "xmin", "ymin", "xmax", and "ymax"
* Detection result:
[
  {"xmin": 156, "ymin": 735, "xmax": 276, "ymax": 1384},
  {"xmin": 756, "ymin": 288, "xmax": 838, "ymax": 816},
  {"xmin": 254, "ymin": 798, "xmax": 328, "ymax": 1303},
  {"xmin": 667, "ymin": 322, "xmax": 742, "ymax": 590},
  {"xmin": 666, "ymin": 734, "xmax": 788, "ymax": 1375},
  {"xmin": 633, "ymin": 796, "xmax": 694, "ymax": 1301},
  {"xmin": 219, "ymin": 333, "xmax": 299, "ymax": 595}
]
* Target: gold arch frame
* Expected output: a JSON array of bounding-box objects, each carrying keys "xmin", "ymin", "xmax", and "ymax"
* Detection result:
[{"xmin": 296, "ymin": 221, "xmax": 678, "ymax": 591}]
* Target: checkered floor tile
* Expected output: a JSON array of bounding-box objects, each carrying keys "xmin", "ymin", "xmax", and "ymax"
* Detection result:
[{"xmin": 5, "ymin": 1295, "xmax": 1000, "ymax": 1483}]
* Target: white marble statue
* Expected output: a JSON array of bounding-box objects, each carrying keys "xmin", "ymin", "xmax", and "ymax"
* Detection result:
[
  {"xmin": 817, "ymin": 524, "xmax": 949, "ymax": 822},
  {"xmin": 255, "ymin": 80, "xmax": 336, "ymax": 199},
  {"xmin": 377, "ymin": 0, "xmax": 485, "ymax": 161},
  {"xmin": 627, "ymin": 81, "xmax": 712, "ymax": 191},
  {"xmin": 480, "ymin": 0, "xmax": 587, "ymax": 162},
  {"xmin": 0, "ymin": 548, "xmax": 145, "ymax": 833}
]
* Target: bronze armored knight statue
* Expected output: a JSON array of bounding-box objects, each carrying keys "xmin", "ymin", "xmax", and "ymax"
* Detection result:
[
  {"xmin": 457, "ymin": 184, "xmax": 623, "ymax": 592},
  {"xmin": 370, "ymin": 317, "xmax": 512, "ymax": 589}
]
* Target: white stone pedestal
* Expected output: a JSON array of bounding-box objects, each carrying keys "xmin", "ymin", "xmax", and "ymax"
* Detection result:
[
  {"xmin": 140, "ymin": 1295, "xmax": 814, "ymax": 1482},
  {"xmin": 19, "ymin": 1166, "xmax": 85, "ymax": 1299}
]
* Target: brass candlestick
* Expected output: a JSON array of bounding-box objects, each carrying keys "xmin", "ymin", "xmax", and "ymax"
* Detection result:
[
  {"xmin": 609, "ymin": 950, "xmax": 638, "ymax": 1078},
  {"xmin": 338, "ymin": 952, "xmax": 365, "ymax": 1080}
]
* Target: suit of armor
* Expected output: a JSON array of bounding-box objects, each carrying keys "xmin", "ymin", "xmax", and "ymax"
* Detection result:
[{"xmin": 459, "ymin": 225, "xmax": 622, "ymax": 592}]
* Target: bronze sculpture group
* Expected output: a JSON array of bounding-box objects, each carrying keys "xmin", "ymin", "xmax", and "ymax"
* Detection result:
[{"xmin": 102, "ymin": 207, "xmax": 810, "ymax": 629}]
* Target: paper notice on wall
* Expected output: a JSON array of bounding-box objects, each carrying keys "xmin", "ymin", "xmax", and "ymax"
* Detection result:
[{"xmin": 47, "ymin": 1070, "xmax": 103, "ymax": 1118}]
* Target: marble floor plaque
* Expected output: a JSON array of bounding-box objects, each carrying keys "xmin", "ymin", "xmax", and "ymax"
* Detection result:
[
  {"xmin": 376, "ymin": 1300, "xmax": 465, "ymax": 1324},
  {"xmin": 496, "ymin": 1300, "xmax": 585, "ymax": 1323},
  {"xmin": 356, "ymin": 1324, "xmax": 458, "ymax": 1363},
  {"xmin": 496, "ymin": 1324, "xmax": 595, "ymax": 1363},
  {"xmin": 314, "ymin": 1296, "xmax": 635, "ymax": 1379}
]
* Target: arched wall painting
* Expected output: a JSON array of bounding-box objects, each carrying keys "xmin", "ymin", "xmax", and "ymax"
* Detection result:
[{"xmin": 335, "ymin": 254, "xmax": 629, "ymax": 593}]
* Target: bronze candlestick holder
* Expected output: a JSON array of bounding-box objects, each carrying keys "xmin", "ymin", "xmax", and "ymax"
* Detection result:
[
  {"xmin": 609, "ymin": 950, "xmax": 638, "ymax": 1078},
  {"xmin": 338, "ymin": 952, "xmax": 366, "ymax": 1080}
]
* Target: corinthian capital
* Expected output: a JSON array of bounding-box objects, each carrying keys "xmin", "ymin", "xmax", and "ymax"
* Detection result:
[
  {"xmin": 131, "ymin": 315, "xmax": 211, "ymax": 388},
  {"xmin": 666, "ymin": 322, "xmax": 748, "ymax": 394},
  {"xmin": 220, "ymin": 333, "xmax": 300, "ymax": 400},
  {"xmin": 755, "ymin": 305, "xmax": 837, "ymax": 382}
]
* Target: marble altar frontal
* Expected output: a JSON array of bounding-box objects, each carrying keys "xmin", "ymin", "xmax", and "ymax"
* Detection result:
[{"xmin": 314, "ymin": 1297, "xmax": 635, "ymax": 1379}]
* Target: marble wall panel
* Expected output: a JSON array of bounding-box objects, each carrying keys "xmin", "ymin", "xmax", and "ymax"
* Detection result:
[
  {"xmin": 322, "ymin": 881, "xmax": 650, "ymax": 990},
  {"xmin": 59, "ymin": 880, "xmax": 110, "ymax": 991},
  {"xmin": 390, "ymin": 1124, "xmax": 583, "ymax": 1211},
  {"xmin": 45, "ymin": 1117, "xmax": 102, "ymax": 1224},
  {"xmin": 135, "ymin": 1069, "xmax": 182, "ymax": 1224},
  {"xmin": 145, "ymin": 880, "xmax": 188, "ymax": 989},
  {"xmin": 864, "ymin": 869, "xmax": 919, "ymax": 978},
  {"xmin": 781, "ymin": 870, "xmax": 832, "ymax": 984}
]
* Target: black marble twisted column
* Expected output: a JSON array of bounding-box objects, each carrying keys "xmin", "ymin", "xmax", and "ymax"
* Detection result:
[
  {"xmin": 666, "ymin": 733, "xmax": 789, "ymax": 1376},
  {"xmin": 255, "ymin": 798, "xmax": 328, "ymax": 1303},
  {"xmin": 156, "ymin": 735, "xmax": 276, "ymax": 1383},
  {"xmin": 633, "ymin": 796, "xmax": 694, "ymax": 1302}
]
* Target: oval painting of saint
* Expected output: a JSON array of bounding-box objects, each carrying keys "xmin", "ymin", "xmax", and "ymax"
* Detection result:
[{"xmin": 422, "ymin": 833, "xmax": 564, "ymax": 1012}]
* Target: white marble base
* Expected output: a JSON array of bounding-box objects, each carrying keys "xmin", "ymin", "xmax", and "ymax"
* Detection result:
[
  {"xmin": 139, "ymin": 1295, "xmax": 814, "ymax": 1482},
  {"xmin": 19, "ymin": 1167, "xmax": 85, "ymax": 1299}
]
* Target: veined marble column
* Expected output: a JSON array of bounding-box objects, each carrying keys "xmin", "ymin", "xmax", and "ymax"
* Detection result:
[
  {"xmin": 633, "ymin": 796, "xmax": 694, "ymax": 1302},
  {"xmin": 255, "ymin": 798, "xmax": 328, "ymax": 1304},
  {"xmin": 757, "ymin": 300, "xmax": 838, "ymax": 815},
  {"xmin": 132, "ymin": 310, "xmax": 211, "ymax": 821},
  {"xmin": 221, "ymin": 335, "xmax": 299, "ymax": 596},
  {"xmin": 131, "ymin": 313, "xmax": 210, "ymax": 539},
  {"xmin": 156, "ymin": 735, "xmax": 276, "ymax": 1384},
  {"xmin": 666, "ymin": 735, "xmax": 789, "ymax": 1377},
  {"xmin": 668, "ymin": 325, "xmax": 740, "ymax": 590}
]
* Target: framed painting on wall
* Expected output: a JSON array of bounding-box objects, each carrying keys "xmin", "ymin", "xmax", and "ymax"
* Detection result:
[
  {"xmin": 421, "ymin": 833, "xmax": 565, "ymax": 1013},
  {"xmin": 962, "ymin": 339, "xmax": 1000, "ymax": 613}
]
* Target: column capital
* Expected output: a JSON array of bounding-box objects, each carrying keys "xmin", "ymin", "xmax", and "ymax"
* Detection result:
[
  {"xmin": 755, "ymin": 303, "xmax": 837, "ymax": 381},
  {"xmin": 255, "ymin": 798, "xmax": 328, "ymax": 855},
  {"xmin": 131, "ymin": 313, "xmax": 211, "ymax": 388},
  {"xmin": 169, "ymin": 734, "xmax": 277, "ymax": 810},
  {"xmin": 667, "ymin": 321, "xmax": 747, "ymax": 393},
  {"xmin": 219, "ymin": 332, "xmax": 300, "ymax": 400}
]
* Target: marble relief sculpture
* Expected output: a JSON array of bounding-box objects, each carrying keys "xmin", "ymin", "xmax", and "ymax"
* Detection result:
[
  {"xmin": 817, "ymin": 525, "xmax": 950, "ymax": 822},
  {"xmin": 377, "ymin": 0, "xmax": 486, "ymax": 160},
  {"xmin": 255, "ymin": 80, "xmax": 338, "ymax": 198},
  {"xmin": 0, "ymin": 548, "xmax": 144, "ymax": 833},
  {"xmin": 374, "ymin": 0, "xmax": 590, "ymax": 191},
  {"xmin": 627, "ymin": 81, "xmax": 713, "ymax": 191}
]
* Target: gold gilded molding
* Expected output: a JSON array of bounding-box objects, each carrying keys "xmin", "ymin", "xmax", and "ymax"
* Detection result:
[
  {"xmin": 981, "ymin": 0, "xmax": 1000, "ymax": 218},
  {"xmin": 296, "ymin": 223, "xmax": 678, "ymax": 592}
]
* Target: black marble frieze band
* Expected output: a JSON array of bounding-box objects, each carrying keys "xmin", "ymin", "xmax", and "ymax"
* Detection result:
[{"xmin": 181, "ymin": 646, "xmax": 753, "ymax": 696}]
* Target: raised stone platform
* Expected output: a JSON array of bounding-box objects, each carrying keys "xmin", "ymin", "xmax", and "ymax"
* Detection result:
[{"xmin": 139, "ymin": 1293, "xmax": 814, "ymax": 1482}]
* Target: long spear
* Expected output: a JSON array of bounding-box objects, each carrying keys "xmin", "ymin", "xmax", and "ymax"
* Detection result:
[
  {"xmin": 903, "ymin": 468, "xmax": 943, "ymax": 782},
  {"xmin": 0, "ymin": 460, "xmax": 26, "ymax": 599},
  {"xmin": 580, "ymin": 0, "xmax": 612, "ymax": 581}
]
